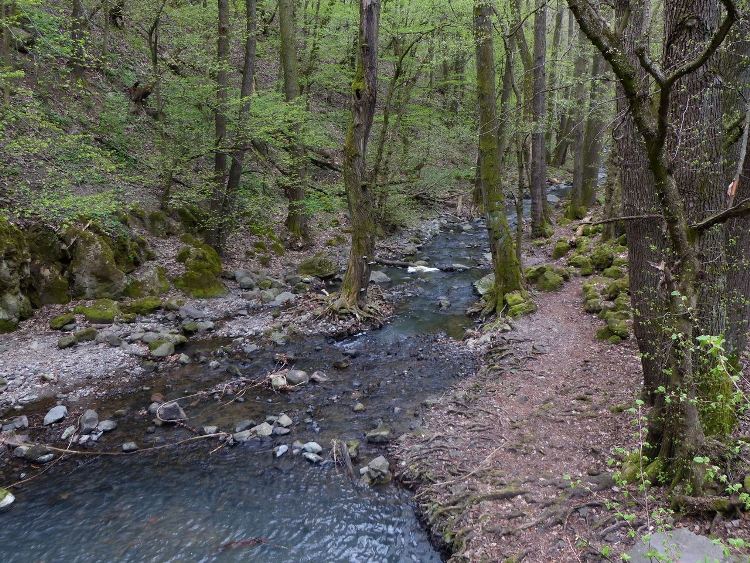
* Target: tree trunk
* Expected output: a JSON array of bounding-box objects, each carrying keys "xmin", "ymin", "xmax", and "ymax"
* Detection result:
[
  {"xmin": 70, "ymin": 0, "xmax": 85, "ymax": 79},
  {"xmin": 567, "ymin": 28, "xmax": 589, "ymax": 219},
  {"xmin": 545, "ymin": 2, "xmax": 564, "ymax": 161},
  {"xmin": 335, "ymin": 0, "xmax": 380, "ymax": 311},
  {"xmin": 474, "ymin": 0, "xmax": 523, "ymax": 313},
  {"xmin": 601, "ymin": 148, "xmax": 621, "ymax": 241},
  {"xmin": 580, "ymin": 52, "xmax": 605, "ymax": 208},
  {"xmin": 553, "ymin": 9, "xmax": 576, "ymax": 165},
  {"xmin": 530, "ymin": 0, "xmax": 548, "ymax": 237},
  {"xmin": 279, "ymin": 0, "xmax": 309, "ymax": 245}
]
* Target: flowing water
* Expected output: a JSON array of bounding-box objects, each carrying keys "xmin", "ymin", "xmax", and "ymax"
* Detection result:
[{"xmin": 0, "ymin": 186, "xmax": 569, "ymax": 563}]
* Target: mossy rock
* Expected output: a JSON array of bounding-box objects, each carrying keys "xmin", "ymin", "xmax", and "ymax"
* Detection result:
[
  {"xmin": 606, "ymin": 317, "xmax": 629, "ymax": 339},
  {"xmin": 612, "ymin": 256, "xmax": 628, "ymax": 268},
  {"xmin": 596, "ymin": 326, "xmax": 613, "ymax": 341},
  {"xmin": 553, "ymin": 266, "xmax": 571, "ymax": 281},
  {"xmin": 298, "ymin": 252, "xmax": 337, "ymax": 279},
  {"xmin": 90, "ymin": 222, "xmax": 152, "ymax": 274},
  {"xmin": 173, "ymin": 204, "xmax": 208, "ymax": 236},
  {"xmin": 590, "ymin": 245, "xmax": 615, "ymax": 270},
  {"xmin": 552, "ymin": 239, "xmax": 571, "ymax": 259},
  {"xmin": 50, "ymin": 313, "xmax": 75, "ymax": 330},
  {"xmin": 524, "ymin": 265, "xmax": 548, "ymax": 283},
  {"xmin": 144, "ymin": 211, "xmax": 172, "ymax": 237},
  {"xmin": 74, "ymin": 299, "xmax": 120, "ymax": 324},
  {"xmin": 474, "ymin": 273, "xmax": 495, "ymax": 296},
  {"xmin": 508, "ymin": 300, "xmax": 537, "ymax": 318},
  {"xmin": 124, "ymin": 265, "xmax": 170, "ymax": 298},
  {"xmin": 0, "ymin": 217, "xmax": 33, "ymax": 331},
  {"xmin": 65, "ymin": 227, "xmax": 126, "ymax": 299},
  {"xmin": 25, "ymin": 225, "xmax": 71, "ymax": 306},
  {"xmin": 568, "ymin": 254, "xmax": 594, "ymax": 276},
  {"xmin": 603, "ymin": 277, "xmax": 629, "ymax": 300},
  {"xmin": 74, "ymin": 327, "xmax": 98, "ymax": 342},
  {"xmin": 613, "ymin": 293, "xmax": 630, "ymax": 312},
  {"xmin": 602, "ymin": 266, "xmax": 624, "ymax": 279},
  {"xmin": 122, "ymin": 297, "xmax": 162, "ymax": 316},
  {"xmin": 174, "ymin": 236, "xmax": 226, "ymax": 298},
  {"xmin": 536, "ymin": 270, "xmax": 564, "ymax": 292},
  {"xmin": 504, "ymin": 290, "xmax": 527, "ymax": 307},
  {"xmin": 557, "ymin": 216, "xmax": 572, "ymax": 227},
  {"xmin": 584, "ymin": 299, "xmax": 603, "ymax": 313},
  {"xmin": 582, "ymin": 280, "xmax": 602, "ymax": 301}
]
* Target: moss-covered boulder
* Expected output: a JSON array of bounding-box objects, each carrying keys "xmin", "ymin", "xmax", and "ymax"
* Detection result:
[
  {"xmin": 74, "ymin": 299, "xmax": 120, "ymax": 324},
  {"xmin": 50, "ymin": 313, "xmax": 75, "ymax": 330},
  {"xmin": 0, "ymin": 217, "xmax": 32, "ymax": 332},
  {"xmin": 505, "ymin": 290, "xmax": 536, "ymax": 317},
  {"xmin": 590, "ymin": 245, "xmax": 615, "ymax": 271},
  {"xmin": 65, "ymin": 227, "xmax": 127, "ymax": 299},
  {"xmin": 537, "ymin": 270, "xmax": 564, "ymax": 292},
  {"xmin": 584, "ymin": 299, "xmax": 603, "ymax": 313},
  {"xmin": 552, "ymin": 239, "xmax": 571, "ymax": 259},
  {"xmin": 174, "ymin": 236, "xmax": 226, "ymax": 298},
  {"xmin": 602, "ymin": 266, "xmax": 624, "ymax": 279},
  {"xmin": 524, "ymin": 264, "xmax": 548, "ymax": 283},
  {"xmin": 606, "ymin": 317, "xmax": 630, "ymax": 339},
  {"xmin": 603, "ymin": 277, "xmax": 629, "ymax": 300},
  {"xmin": 568, "ymin": 254, "xmax": 593, "ymax": 276},
  {"xmin": 124, "ymin": 264, "xmax": 170, "ymax": 298},
  {"xmin": 74, "ymin": 327, "xmax": 98, "ymax": 342},
  {"xmin": 25, "ymin": 225, "xmax": 70, "ymax": 306},
  {"xmin": 122, "ymin": 296, "xmax": 162, "ymax": 316},
  {"xmin": 298, "ymin": 252, "xmax": 337, "ymax": 279}
]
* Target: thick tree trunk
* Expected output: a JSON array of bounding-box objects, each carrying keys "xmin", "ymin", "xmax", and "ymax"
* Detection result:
[
  {"xmin": 567, "ymin": 29, "xmax": 590, "ymax": 219},
  {"xmin": 553, "ymin": 10, "xmax": 576, "ymax": 165},
  {"xmin": 580, "ymin": 52, "xmax": 605, "ymax": 208},
  {"xmin": 530, "ymin": 0, "xmax": 548, "ymax": 237},
  {"xmin": 544, "ymin": 2, "xmax": 564, "ymax": 161},
  {"xmin": 279, "ymin": 0, "xmax": 309, "ymax": 245},
  {"xmin": 474, "ymin": 0, "xmax": 522, "ymax": 312},
  {"xmin": 336, "ymin": 0, "xmax": 380, "ymax": 311}
]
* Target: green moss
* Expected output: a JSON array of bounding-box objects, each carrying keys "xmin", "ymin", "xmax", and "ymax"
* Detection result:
[
  {"xmin": 74, "ymin": 327, "xmax": 98, "ymax": 342},
  {"xmin": 697, "ymin": 364, "xmax": 737, "ymax": 438},
  {"xmin": 614, "ymin": 293, "xmax": 630, "ymax": 312},
  {"xmin": 174, "ymin": 237, "xmax": 226, "ymax": 298},
  {"xmin": 568, "ymin": 254, "xmax": 593, "ymax": 276},
  {"xmin": 606, "ymin": 317, "xmax": 629, "ymax": 339},
  {"xmin": 603, "ymin": 277, "xmax": 629, "ymax": 300},
  {"xmin": 124, "ymin": 266, "xmax": 170, "ymax": 298},
  {"xmin": 508, "ymin": 301, "xmax": 537, "ymax": 317},
  {"xmin": 536, "ymin": 270, "xmax": 564, "ymax": 292},
  {"xmin": 0, "ymin": 319, "xmax": 18, "ymax": 333},
  {"xmin": 298, "ymin": 252, "xmax": 337, "ymax": 278},
  {"xmin": 122, "ymin": 297, "xmax": 162, "ymax": 315},
  {"xmin": 590, "ymin": 245, "xmax": 615, "ymax": 270},
  {"xmin": 596, "ymin": 326, "xmax": 612, "ymax": 341},
  {"xmin": 50, "ymin": 313, "xmax": 75, "ymax": 330},
  {"xmin": 145, "ymin": 210, "xmax": 170, "ymax": 237},
  {"xmin": 504, "ymin": 290, "xmax": 527, "ymax": 307},
  {"xmin": 584, "ymin": 299, "xmax": 602, "ymax": 313},
  {"xmin": 552, "ymin": 239, "xmax": 571, "ymax": 259},
  {"xmin": 66, "ymin": 227, "xmax": 126, "ymax": 299},
  {"xmin": 73, "ymin": 299, "xmax": 119, "ymax": 323},
  {"xmin": 524, "ymin": 265, "xmax": 547, "ymax": 283},
  {"xmin": 270, "ymin": 241, "xmax": 285, "ymax": 256},
  {"xmin": 602, "ymin": 266, "xmax": 624, "ymax": 279}
]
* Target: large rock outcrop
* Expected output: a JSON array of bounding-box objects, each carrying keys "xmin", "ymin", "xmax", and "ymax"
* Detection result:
[{"xmin": 0, "ymin": 218, "xmax": 32, "ymax": 332}]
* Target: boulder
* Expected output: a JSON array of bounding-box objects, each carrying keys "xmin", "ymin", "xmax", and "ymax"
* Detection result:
[
  {"xmin": 271, "ymin": 291, "xmax": 295, "ymax": 307},
  {"xmin": 122, "ymin": 442, "xmax": 139, "ymax": 452},
  {"xmin": 0, "ymin": 488, "xmax": 15, "ymax": 510},
  {"xmin": 149, "ymin": 340, "xmax": 175, "ymax": 358},
  {"xmin": 302, "ymin": 441, "xmax": 322, "ymax": 454},
  {"xmin": 298, "ymin": 252, "xmax": 337, "ymax": 279},
  {"xmin": 310, "ymin": 371, "xmax": 329, "ymax": 383},
  {"xmin": 97, "ymin": 420, "xmax": 117, "ymax": 432},
  {"xmin": 174, "ymin": 235, "xmax": 226, "ymax": 298},
  {"xmin": 43, "ymin": 405, "xmax": 68, "ymax": 426},
  {"xmin": 74, "ymin": 299, "xmax": 119, "ymax": 324},
  {"xmin": 473, "ymin": 273, "xmax": 495, "ymax": 296},
  {"xmin": 124, "ymin": 264, "xmax": 170, "ymax": 298},
  {"xmin": 626, "ymin": 529, "xmax": 730, "ymax": 563},
  {"xmin": 270, "ymin": 374, "xmax": 287, "ymax": 390},
  {"xmin": 235, "ymin": 419, "xmax": 254, "ymax": 433},
  {"xmin": 276, "ymin": 414, "xmax": 293, "ymax": 428},
  {"xmin": 0, "ymin": 217, "xmax": 32, "ymax": 332},
  {"xmin": 369, "ymin": 270, "xmax": 391, "ymax": 284},
  {"xmin": 365, "ymin": 425, "xmax": 391, "ymax": 444},
  {"xmin": 49, "ymin": 313, "xmax": 75, "ymax": 331},
  {"xmin": 252, "ymin": 422, "xmax": 274, "ymax": 437},
  {"xmin": 274, "ymin": 445, "xmax": 288, "ymax": 457},
  {"xmin": 65, "ymin": 227, "xmax": 127, "ymax": 299},
  {"xmin": 303, "ymin": 452, "xmax": 323, "ymax": 464}
]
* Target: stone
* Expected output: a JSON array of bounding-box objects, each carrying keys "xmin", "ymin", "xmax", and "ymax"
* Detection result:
[
  {"xmin": 274, "ymin": 445, "xmax": 289, "ymax": 457},
  {"xmin": 97, "ymin": 420, "xmax": 117, "ymax": 432},
  {"xmin": 174, "ymin": 236, "xmax": 226, "ymax": 298},
  {"xmin": 57, "ymin": 335, "xmax": 77, "ymax": 349},
  {"xmin": 347, "ymin": 440, "xmax": 360, "ymax": 460},
  {"xmin": 273, "ymin": 427, "xmax": 290, "ymax": 436},
  {"xmin": 43, "ymin": 405, "xmax": 68, "ymax": 425},
  {"xmin": 473, "ymin": 273, "xmax": 495, "ymax": 296},
  {"xmin": 252, "ymin": 422, "xmax": 274, "ymax": 437},
  {"xmin": 277, "ymin": 414, "xmax": 293, "ymax": 428},
  {"xmin": 50, "ymin": 313, "xmax": 75, "ymax": 330},
  {"xmin": 0, "ymin": 488, "xmax": 15, "ymax": 510},
  {"xmin": 65, "ymin": 228, "xmax": 127, "ymax": 299},
  {"xmin": 73, "ymin": 299, "xmax": 120, "ymax": 324},
  {"xmin": 298, "ymin": 252, "xmax": 337, "ymax": 279},
  {"xmin": 365, "ymin": 425, "xmax": 391, "ymax": 444},
  {"xmin": 286, "ymin": 369, "xmax": 309, "ymax": 386},
  {"xmin": 74, "ymin": 327, "xmax": 98, "ymax": 343},
  {"xmin": 178, "ymin": 305, "xmax": 206, "ymax": 320},
  {"xmin": 437, "ymin": 297, "xmax": 451, "ymax": 309},
  {"xmin": 150, "ymin": 341, "xmax": 175, "ymax": 358},
  {"xmin": 3, "ymin": 415, "xmax": 28, "ymax": 431},
  {"xmin": 80, "ymin": 409, "xmax": 99, "ymax": 434},
  {"xmin": 235, "ymin": 419, "xmax": 254, "ymax": 433},
  {"xmin": 271, "ymin": 291, "xmax": 295, "ymax": 307},
  {"xmin": 233, "ymin": 430, "xmax": 254, "ymax": 442},
  {"xmin": 591, "ymin": 245, "xmax": 615, "ymax": 271},
  {"xmin": 61, "ymin": 425, "xmax": 76, "ymax": 441},
  {"xmin": 353, "ymin": 402, "xmax": 365, "ymax": 412},
  {"xmin": 122, "ymin": 442, "xmax": 139, "ymax": 452},
  {"xmin": 368, "ymin": 455, "xmax": 390, "ymax": 475},
  {"xmin": 302, "ymin": 441, "xmax": 322, "ymax": 454},
  {"xmin": 536, "ymin": 270, "xmax": 564, "ymax": 292},
  {"xmin": 202, "ymin": 426, "xmax": 218, "ymax": 435},
  {"xmin": 303, "ymin": 452, "xmax": 323, "ymax": 464},
  {"xmin": 310, "ymin": 371, "xmax": 329, "ymax": 383},
  {"xmin": 270, "ymin": 331, "xmax": 287, "ymax": 346},
  {"xmin": 270, "ymin": 374, "xmax": 287, "ymax": 390},
  {"xmin": 552, "ymin": 240, "xmax": 571, "ymax": 259},
  {"xmin": 369, "ymin": 270, "xmax": 391, "ymax": 284},
  {"xmin": 178, "ymin": 353, "xmax": 190, "ymax": 364},
  {"xmin": 157, "ymin": 401, "xmax": 187, "ymax": 422},
  {"xmin": 603, "ymin": 266, "xmax": 624, "ymax": 279},
  {"xmin": 627, "ymin": 528, "xmax": 730, "ymax": 563}
]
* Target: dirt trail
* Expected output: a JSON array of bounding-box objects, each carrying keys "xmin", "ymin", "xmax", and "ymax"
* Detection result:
[{"xmin": 396, "ymin": 275, "xmax": 643, "ymax": 561}]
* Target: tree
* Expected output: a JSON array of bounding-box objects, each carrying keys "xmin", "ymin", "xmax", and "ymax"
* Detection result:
[
  {"xmin": 530, "ymin": 0, "xmax": 548, "ymax": 237},
  {"xmin": 474, "ymin": 0, "xmax": 523, "ymax": 314},
  {"xmin": 334, "ymin": 0, "xmax": 380, "ymax": 313},
  {"xmin": 279, "ymin": 0, "xmax": 309, "ymax": 246},
  {"xmin": 568, "ymin": 0, "xmax": 747, "ymax": 490}
]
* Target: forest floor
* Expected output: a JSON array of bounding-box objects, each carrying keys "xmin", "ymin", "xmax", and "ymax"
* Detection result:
[{"xmin": 394, "ymin": 234, "xmax": 750, "ymax": 561}]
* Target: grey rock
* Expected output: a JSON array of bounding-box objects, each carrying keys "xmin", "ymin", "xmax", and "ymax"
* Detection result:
[
  {"xmin": 286, "ymin": 369, "xmax": 309, "ymax": 386},
  {"xmin": 202, "ymin": 426, "xmax": 218, "ymax": 435},
  {"xmin": 122, "ymin": 442, "xmax": 139, "ymax": 452},
  {"xmin": 303, "ymin": 452, "xmax": 323, "ymax": 464},
  {"xmin": 369, "ymin": 270, "xmax": 391, "ymax": 284},
  {"xmin": 365, "ymin": 425, "xmax": 391, "ymax": 444},
  {"xmin": 150, "ymin": 341, "xmax": 174, "ymax": 357},
  {"xmin": 57, "ymin": 335, "xmax": 77, "ymax": 349},
  {"xmin": 310, "ymin": 371, "xmax": 329, "ymax": 383},
  {"xmin": 277, "ymin": 414, "xmax": 293, "ymax": 427},
  {"xmin": 195, "ymin": 321, "xmax": 215, "ymax": 331},
  {"xmin": 61, "ymin": 425, "xmax": 76, "ymax": 441},
  {"xmin": 368, "ymin": 455, "xmax": 390, "ymax": 475},
  {"xmin": 302, "ymin": 441, "xmax": 322, "ymax": 454},
  {"xmin": 270, "ymin": 374, "xmax": 287, "ymax": 390},
  {"xmin": 178, "ymin": 353, "xmax": 190, "ymax": 364},
  {"xmin": 274, "ymin": 445, "xmax": 289, "ymax": 457},
  {"xmin": 140, "ymin": 332, "xmax": 160, "ymax": 344},
  {"xmin": 353, "ymin": 402, "xmax": 365, "ymax": 412},
  {"xmin": 80, "ymin": 409, "xmax": 99, "ymax": 434},
  {"xmin": 232, "ymin": 430, "xmax": 254, "ymax": 442},
  {"xmin": 3, "ymin": 415, "xmax": 28, "ymax": 432},
  {"xmin": 270, "ymin": 331, "xmax": 287, "ymax": 346},
  {"xmin": 157, "ymin": 401, "xmax": 187, "ymax": 422},
  {"xmin": 627, "ymin": 528, "xmax": 734, "ymax": 563},
  {"xmin": 97, "ymin": 420, "xmax": 117, "ymax": 432},
  {"xmin": 243, "ymin": 344, "xmax": 259, "ymax": 355},
  {"xmin": 252, "ymin": 422, "xmax": 274, "ymax": 437},
  {"xmin": 272, "ymin": 427, "xmax": 290, "ymax": 435},
  {"xmin": 178, "ymin": 305, "xmax": 206, "ymax": 320},
  {"xmin": 271, "ymin": 291, "xmax": 295, "ymax": 307},
  {"xmin": 43, "ymin": 405, "xmax": 68, "ymax": 426},
  {"xmin": 0, "ymin": 488, "xmax": 15, "ymax": 510}
]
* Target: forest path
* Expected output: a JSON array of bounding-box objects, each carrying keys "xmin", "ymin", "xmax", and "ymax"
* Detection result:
[{"xmin": 395, "ymin": 274, "xmax": 643, "ymax": 561}]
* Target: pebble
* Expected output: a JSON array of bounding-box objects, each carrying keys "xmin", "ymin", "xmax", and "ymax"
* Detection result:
[
  {"xmin": 274, "ymin": 445, "xmax": 288, "ymax": 458},
  {"xmin": 97, "ymin": 420, "xmax": 117, "ymax": 432},
  {"xmin": 303, "ymin": 452, "xmax": 323, "ymax": 464},
  {"xmin": 122, "ymin": 442, "xmax": 139, "ymax": 452},
  {"xmin": 353, "ymin": 402, "xmax": 365, "ymax": 412},
  {"xmin": 302, "ymin": 441, "xmax": 322, "ymax": 454},
  {"xmin": 277, "ymin": 414, "xmax": 293, "ymax": 427},
  {"xmin": 202, "ymin": 426, "xmax": 218, "ymax": 435},
  {"xmin": 61, "ymin": 425, "xmax": 76, "ymax": 441}
]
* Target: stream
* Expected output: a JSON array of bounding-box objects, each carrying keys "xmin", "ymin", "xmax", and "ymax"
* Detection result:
[{"xmin": 0, "ymin": 185, "xmax": 569, "ymax": 563}]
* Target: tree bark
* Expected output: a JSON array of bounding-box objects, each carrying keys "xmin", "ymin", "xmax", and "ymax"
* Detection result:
[
  {"xmin": 70, "ymin": 0, "xmax": 86, "ymax": 79},
  {"xmin": 336, "ymin": 0, "xmax": 380, "ymax": 311},
  {"xmin": 530, "ymin": 0, "xmax": 548, "ymax": 237},
  {"xmin": 567, "ymin": 28, "xmax": 590, "ymax": 219},
  {"xmin": 474, "ymin": 0, "xmax": 523, "ymax": 313},
  {"xmin": 580, "ymin": 51, "xmax": 605, "ymax": 207},
  {"xmin": 545, "ymin": 2, "xmax": 564, "ymax": 161},
  {"xmin": 279, "ymin": 0, "xmax": 309, "ymax": 245}
]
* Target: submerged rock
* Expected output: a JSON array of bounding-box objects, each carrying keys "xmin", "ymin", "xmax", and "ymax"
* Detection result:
[
  {"xmin": 310, "ymin": 371, "xmax": 329, "ymax": 383},
  {"xmin": 274, "ymin": 445, "xmax": 289, "ymax": 457},
  {"xmin": 157, "ymin": 401, "xmax": 187, "ymax": 422},
  {"xmin": 302, "ymin": 441, "xmax": 322, "ymax": 454},
  {"xmin": 122, "ymin": 442, "xmax": 139, "ymax": 452},
  {"xmin": 360, "ymin": 455, "xmax": 392, "ymax": 486},
  {"xmin": 0, "ymin": 488, "xmax": 15, "ymax": 510},
  {"xmin": 303, "ymin": 452, "xmax": 323, "ymax": 464}
]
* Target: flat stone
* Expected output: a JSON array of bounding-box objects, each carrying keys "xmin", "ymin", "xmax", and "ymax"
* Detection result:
[
  {"xmin": 271, "ymin": 291, "xmax": 295, "ymax": 307},
  {"xmin": 235, "ymin": 419, "xmax": 254, "ymax": 433},
  {"xmin": 252, "ymin": 422, "xmax": 274, "ymax": 437},
  {"xmin": 97, "ymin": 420, "xmax": 117, "ymax": 432},
  {"xmin": 178, "ymin": 305, "xmax": 206, "ymax": 319},
  {"xmin": 274, "ymin": 445, "xmax": 288, "ymax": 457},
  {"xmin": 310, "ymin": 371, "xmax": 329, "ymax": 383},
  {"xmin": 302, "ymin": 441, "xmax": 322, "ymax": 454},
  {"xmin": 122, "ymin": 442, "xmax": 139, "ymax": 452},
  {"xmin": 627, "ymin": 528, "xmax": 733, "ymax": 562},
  {"xmin": 277, "ymin": 414, "xmax": 293, "ymax": 427},
  {"xmin": 43, "ymin": 405, "xmax": 68, "ymax": 426},
  {"xmin": 150, "ymin": 341, "xmax": 175, "ymax": 358},
  {"xmin": 202, "ymin": 426, "xmax": 218, "ymax": 435},
  {"xmin": 233, "ymin": 430, "xmax": 254, "ymax": 442}
]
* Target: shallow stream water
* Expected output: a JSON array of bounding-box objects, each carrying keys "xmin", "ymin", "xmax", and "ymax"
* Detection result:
[{"xmin": 0, "ymin": 186, "xmax": 569, "ymax": 562}]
